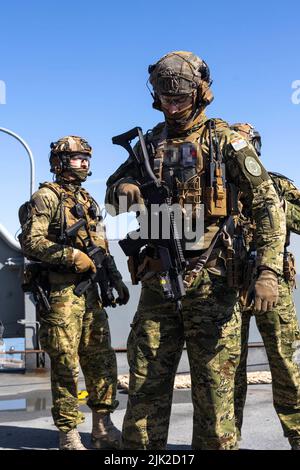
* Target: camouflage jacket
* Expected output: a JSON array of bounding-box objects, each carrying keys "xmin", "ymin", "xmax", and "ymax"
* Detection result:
[
  {"xmin": 20, "ymin": 179, "xmax": 108, "ymax": 269},
  {"xmin": 269, "ymin": 172, "xmax": 300, "ymax": 236},
  {"xmin": 106, "ymin": 113, "xmax": 286, "ymax": 275},
  {"xmin": 241, "ymin": 172, "xmax": 300, "ymax": 251}
]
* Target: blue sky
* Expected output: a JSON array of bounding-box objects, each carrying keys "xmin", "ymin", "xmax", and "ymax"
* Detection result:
[{"xmin": 0, "ymin": 0, "xmax": 299, "ymax": 258}]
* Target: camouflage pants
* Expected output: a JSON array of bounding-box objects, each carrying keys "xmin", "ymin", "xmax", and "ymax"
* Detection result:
[
  {"xmin": 234, "ymin": 277, "xmax": 300, "ymax": 446},
  {"xmin": 39, "ymin": 281, "xmax": 118, "ymax": 433},
  {"xmin": 122, "ymin": 270, "xmax": 241, "ymax": 450}
]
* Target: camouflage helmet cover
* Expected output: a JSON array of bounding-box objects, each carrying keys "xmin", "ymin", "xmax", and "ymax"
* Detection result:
[
  {"xmin": 50, "ymin": 135, "xmax": 92, "ymax": 156},
  {"xmin": 49, "ymin": 135, "xmax": 92, "ymax": 174},
  {"xmin": 148, "ymin": 51, "xmax": 213, "ymax": 108}
]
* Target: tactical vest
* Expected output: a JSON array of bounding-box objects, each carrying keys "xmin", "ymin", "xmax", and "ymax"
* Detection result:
[
  {"xmin": 19, "ymin": 182, "xmax": 108, "ymax": 255},
  {"xmin": 41, "ymin": 182, "xmax": 108, "ymax": 252},
  {"xmin": 146, "ymin": 119, "xmax": 238, "ymax": 251}
]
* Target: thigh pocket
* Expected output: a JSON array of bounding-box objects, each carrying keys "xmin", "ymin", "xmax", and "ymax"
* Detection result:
[
  {"xmin": 39, "ymin": 324, "xmax": 60, "ymax": 355},
  {"xmin": 41, "ymin": 283, "xmax": 83, "ymax": 327}
]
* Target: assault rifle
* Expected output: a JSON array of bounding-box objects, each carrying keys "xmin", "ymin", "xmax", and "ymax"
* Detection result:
[
  {"xmin": 65, "ymin": 219, "xmax": 117, "ymax": 307},
  {"xmin": 112, "ymin": 126, "xmax": 186, "ymax": 311}
]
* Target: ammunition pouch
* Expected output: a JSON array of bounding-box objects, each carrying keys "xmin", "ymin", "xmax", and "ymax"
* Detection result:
[
  {"xmin": 177, "ymin": 175, "xmax": 202, "ymax": 218},
  {"xmin": 127, "ymin": 249, "xmax": 163, "ymax": 284},
  {"xmin": 22, "ymin": 263, "xmax": 51, "ymax": 313},
  {"xmin": 204, "ymin": 119, "xmax": 228, "ymax": 218},
  {"xmin": 204, "ymin": 179, "xmax": 227, "ymax": 218},
  {"xmin": 283, "ymin": 251, "xmax": 297, "ymax": 287}
]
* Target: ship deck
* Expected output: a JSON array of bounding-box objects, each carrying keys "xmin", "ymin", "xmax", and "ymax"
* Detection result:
[{"xmin": 0, "ymin": 351, "xmax": 290, "ymax": 451}]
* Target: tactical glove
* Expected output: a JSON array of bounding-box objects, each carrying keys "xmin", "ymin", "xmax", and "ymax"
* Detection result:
[
  {"xmin": 117, "ymin": 183, "xmax": 144, "ymax": 211},
  {"xmin": 73, "ymin": 249, "xmax": 96, "ymax": 273},
  {"xmin": 254, "ymin": 269, "xmax": 279, "ymax": 313},
  {"xmin": 113, "ymin": 279, "xmax": 130, "ymax": 305},
  {"xmin": 105, "ymin": 254, "xmax": 130, "ymax": 305}
]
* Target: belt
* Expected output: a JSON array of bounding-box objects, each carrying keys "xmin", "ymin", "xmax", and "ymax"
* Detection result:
[{"xmin": 48, "ymin": 271, "xmax": 80, "ymax": 284}]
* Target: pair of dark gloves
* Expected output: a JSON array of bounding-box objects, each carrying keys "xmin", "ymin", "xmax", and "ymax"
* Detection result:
[{"xmin": 73, "ymin": 248, "xmax": 129, "ymax": 306}]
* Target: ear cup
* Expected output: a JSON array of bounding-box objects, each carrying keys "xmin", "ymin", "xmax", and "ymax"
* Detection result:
[
  {"xmin": 152, "ymin": 92, "xmax": 162, "ymax": 110},
  {"xmin": 148, "ymin": 64, "xmax": 156, "ymax": 74},
  {"xmin": 199, "ymin": 60, "xmax": 211, "ymax": 85}
]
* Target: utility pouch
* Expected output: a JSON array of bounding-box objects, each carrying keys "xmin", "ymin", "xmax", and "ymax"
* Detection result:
[
  {"xmin": 204, "ymin": 173, "xmax": 227, "ymax": 217},
  {"xmin": 22, "ymin": 264, "xmax": 51, "ymax": 313},
  {"xmin": 136, "ymin": 255, "xmax": 163, "ymax": 282},
  {"xmin": 127, "ymin": 250, "xmax": 164, "ymax": 285},
  {"xmin": 204, "ymin": 120, "xmax": 227, "ymax": 217},
  {"xmin": 177, "ymin": 175, "xmax": 202, "ymax": 218}
]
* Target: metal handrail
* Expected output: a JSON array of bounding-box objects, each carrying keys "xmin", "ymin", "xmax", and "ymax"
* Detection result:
[{"xmin": 0, "ymin": 127, "xmax": 35, "ymax": 197}]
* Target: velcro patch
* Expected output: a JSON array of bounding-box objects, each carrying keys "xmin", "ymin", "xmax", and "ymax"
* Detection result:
[
  {"xmin": 32, "ymin": 195, "xmax": 49, "ymax": 213},
  {"xmin": 230, "ymin": 137, "xmax": 248, "ymax": 152},
  {"xmin": 244, "ymin": 156, "xmax": 262, "ymax": 177}
]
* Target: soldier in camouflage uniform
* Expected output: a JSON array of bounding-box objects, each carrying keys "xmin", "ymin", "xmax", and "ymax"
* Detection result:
[
  {"xmin": 232, "ymin": 123, "xmax": 300, "ymax": 450},
  {"xmin": 105, "ymin": 51, "xmax": 286, "ymax": 450},
  {"xmin": 20, "ymin": 136, "xmax": 129, "ymax": 450}
]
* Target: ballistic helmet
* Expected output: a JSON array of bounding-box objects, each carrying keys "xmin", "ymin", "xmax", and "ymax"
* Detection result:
[
  {"xmin": 49, "ymin": 135, "xmax": 92, "ymax": 174},
  {"xmin": 148, "ymin": 51, "xmax": 213, "ymax": 111}
]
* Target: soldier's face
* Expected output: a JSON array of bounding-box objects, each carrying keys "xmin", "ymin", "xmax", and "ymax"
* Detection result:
[
  {"xmin": 159, "ymin": 94, "xmax": 193, "ymax": 115},
  {"xmin": 69, "ymin": 155, "xmax": 90, "ymax": 169}
]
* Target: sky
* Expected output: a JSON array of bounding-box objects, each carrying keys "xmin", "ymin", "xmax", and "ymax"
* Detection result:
[{"xmin": 0, "ymin": 0, "xmax": 299, "ymax": 259}]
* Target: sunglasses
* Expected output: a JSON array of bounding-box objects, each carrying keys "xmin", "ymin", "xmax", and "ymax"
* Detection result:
[{"xmin": 159, "ymin": 94, "xmax": 193, "ymax": 108}]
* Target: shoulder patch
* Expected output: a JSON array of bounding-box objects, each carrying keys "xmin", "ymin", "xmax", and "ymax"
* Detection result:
[
  {"xmin": 230, "ymin": 137, "xmax": 248, "ymax": 152},
  {"xmin": 244, "ymin": 156, "xmax": 262, "ymax": 177}
]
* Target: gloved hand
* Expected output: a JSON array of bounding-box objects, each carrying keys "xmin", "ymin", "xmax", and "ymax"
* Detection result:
[
  {"xmin": 113, "ymin": 279, "xmax": 130, "ymax": 305},
  {"xmin": 104, "ymin": 254, "xmax": 130, "ymax": 305},
  {"xmin": 73, "ymin": 249, "xmax": 96, "ymax": 273},
  {"xmin": 117, "ymin": 183, "xmax": 144, "ymax": 210},
  {"xmin": 254, "ymin": 269, "xmax": 279, "ymax": 313}
]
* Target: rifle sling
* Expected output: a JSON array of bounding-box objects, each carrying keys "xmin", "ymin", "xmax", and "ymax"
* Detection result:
[{"xmin": 188, "ymin": 217, "xmax": 233, "ymax": 275}]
